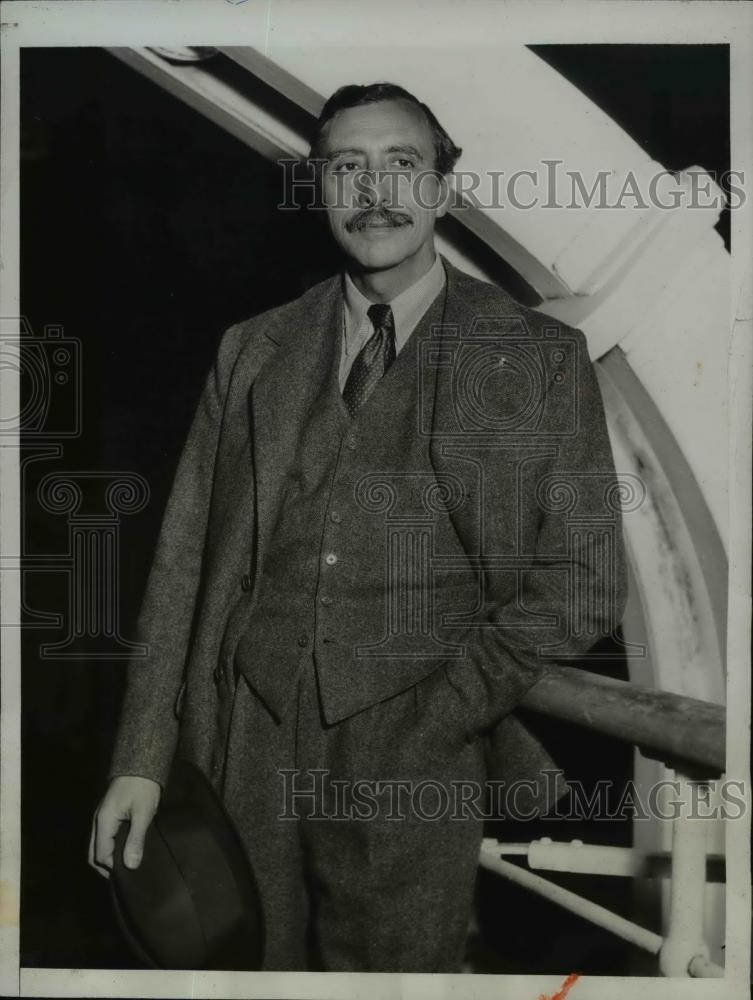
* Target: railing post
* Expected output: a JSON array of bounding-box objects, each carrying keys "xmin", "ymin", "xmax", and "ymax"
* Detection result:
[{"xmin": 659, "ymin": 771, "xmax": 716, "ymax": 976}]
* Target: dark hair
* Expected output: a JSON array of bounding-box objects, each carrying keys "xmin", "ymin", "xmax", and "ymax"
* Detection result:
[{"xmin": 308, "ymin": 82, "xmax": 462, "ymax": 175}]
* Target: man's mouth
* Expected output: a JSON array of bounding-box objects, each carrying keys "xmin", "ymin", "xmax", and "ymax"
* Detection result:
[{"xmin": 347, "ymin": 209, "xmax": 413, "ymax": 233}]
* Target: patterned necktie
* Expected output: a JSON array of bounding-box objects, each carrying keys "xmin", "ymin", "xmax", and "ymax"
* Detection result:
[{"xmin": 342, "ymin": 303, "xmax": 396, "ymax": 417}]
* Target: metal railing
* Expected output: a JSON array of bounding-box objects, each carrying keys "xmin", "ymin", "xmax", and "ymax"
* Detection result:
[
  {"xmin": 479, "ymin": 665, "xmax": 726, "ymax": 978},
  {"xmin": 520, "ymin": 665, "xmax": 725, "ymax": 775}
]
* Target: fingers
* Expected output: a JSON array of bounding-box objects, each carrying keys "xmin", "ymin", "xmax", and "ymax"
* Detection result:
[
  {"xmin": 88, "ymin": 777, "xmax": 161, "ymax": 880},
  {"xmin": 87, "ymin": 817, "xmax": 110, "ymax": 880},
  {"xmin": 93, "ymin": 801, "xmax": 123, "ymax": 877},
  {"xmin": 122, "ymin": 799, "xmax": 154, "ymax": 870}
]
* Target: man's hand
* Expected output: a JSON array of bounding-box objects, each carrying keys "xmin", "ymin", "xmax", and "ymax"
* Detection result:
[{"xmin": 88, "ymin": 775, "xmax": 161, "ymax": 879}]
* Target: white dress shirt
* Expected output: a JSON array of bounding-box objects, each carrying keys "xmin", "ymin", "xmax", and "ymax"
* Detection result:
[{"xmin": 339, "ymin": 254, "xmax": 446, "ymax": 390}]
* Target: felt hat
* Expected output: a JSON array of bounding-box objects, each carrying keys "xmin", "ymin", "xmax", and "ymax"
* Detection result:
[{"xmin": 110, "ymin": 759, "xmax": 264, "ymax": 970}]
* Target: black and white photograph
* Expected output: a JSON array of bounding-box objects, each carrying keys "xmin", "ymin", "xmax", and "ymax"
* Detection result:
[{"xmin": 0, "ymin": 2, "xmax": 751, "ymax": 998}]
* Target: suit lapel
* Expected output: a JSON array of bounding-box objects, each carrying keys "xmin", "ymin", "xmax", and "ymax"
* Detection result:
[
  {"xmin": 428, "ymin": 257, "xmax": 518, "ymax": 438},
  {"xmin": 429, "ymin": 258, "xmax": 513, "ymax": 559},
  {"xmin": 430, "ymin": 258, "xmax": 543, "ymax": 562},
  {"xmin": 250, "ymin": 277, "xmax": 343, "ymax": 573}
]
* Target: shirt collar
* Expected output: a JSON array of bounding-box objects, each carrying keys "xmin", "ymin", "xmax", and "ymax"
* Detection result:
[{"xmin": 341, "ymin": 253, "xmax": 446, "ymax": 353}]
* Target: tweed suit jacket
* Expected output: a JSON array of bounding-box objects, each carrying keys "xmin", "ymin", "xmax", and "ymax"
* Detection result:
[{"xmin": 110, "ymin": 257, "xmax": 628, "ymax": 804}]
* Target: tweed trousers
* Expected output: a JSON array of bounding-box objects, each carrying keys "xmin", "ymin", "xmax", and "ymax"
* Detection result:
[{"xmin": 220, "ymin": 654, "xmax": 486, "ymax": 972}]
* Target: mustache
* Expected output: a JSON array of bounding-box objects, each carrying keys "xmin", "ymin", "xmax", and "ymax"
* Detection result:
[{"xmin": 346, "ymin": 207, "xmax": 413, "ymax": 232}]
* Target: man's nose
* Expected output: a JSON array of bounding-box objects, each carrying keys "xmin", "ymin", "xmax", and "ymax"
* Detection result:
[{"xmin": 354, "ymin": 169, "xmax": 393, "ymax": 208}]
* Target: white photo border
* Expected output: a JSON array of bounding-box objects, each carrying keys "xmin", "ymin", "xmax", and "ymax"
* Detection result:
[{"xmin": 1, "ymin": 1, "xmax": 751, "ymax": 998}]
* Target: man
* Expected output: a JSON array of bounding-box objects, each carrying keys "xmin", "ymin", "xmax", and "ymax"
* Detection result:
[{"xmin": 90, "ymin": 82, "xmax": 626, "ymax": 971}]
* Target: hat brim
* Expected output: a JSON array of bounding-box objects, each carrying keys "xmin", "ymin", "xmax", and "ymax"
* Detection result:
[{"xmin": 110, "ymin": 760, "xmax": 265, "ymax": 970}]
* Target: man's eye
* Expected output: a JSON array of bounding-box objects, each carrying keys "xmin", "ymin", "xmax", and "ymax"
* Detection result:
[
  {"xmin": 332, "ymin": 162, "xmax": 360, "ymax": 173},
  {"xmin": 393, "ymin": 158, "xmax": 415, "ymax": 169}
]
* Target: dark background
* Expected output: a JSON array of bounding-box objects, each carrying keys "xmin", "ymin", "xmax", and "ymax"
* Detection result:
[{"xmin": 19, "ymin": 45, "xmax": 729, "ymax": 971}]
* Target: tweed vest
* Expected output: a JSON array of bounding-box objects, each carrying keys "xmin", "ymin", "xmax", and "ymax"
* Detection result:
[{"xmin": 234, "ymin": 290, "xmax": 481, "ymax": 725}]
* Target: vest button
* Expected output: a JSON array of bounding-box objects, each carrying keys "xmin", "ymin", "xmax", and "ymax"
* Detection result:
[
  {"xmin": 324, "ymin": 552, "xmax": 338, "ymax": 566},
  {"xmin": 241, "ymin": 573, "xmax": 252, "ymax": 591},
  {"xmin": 297, "ymin": 633, "xmax": 309, "ymax": 647},
  {"xmin": 320, "ymin": 595, "xmax": 333, "ymax": 606},
  {"xmin": 346, "ymin": 436, "xmax": 358, "ymax": 451},
  {"xmin": 330, "ymin": 510, "xmax": 342, "ymax": 524}
]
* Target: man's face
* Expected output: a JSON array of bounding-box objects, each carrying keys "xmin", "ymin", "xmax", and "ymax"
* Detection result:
[{"xmin": 319, "ymin": 99, "xmax": 449, "ymax": 272}]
